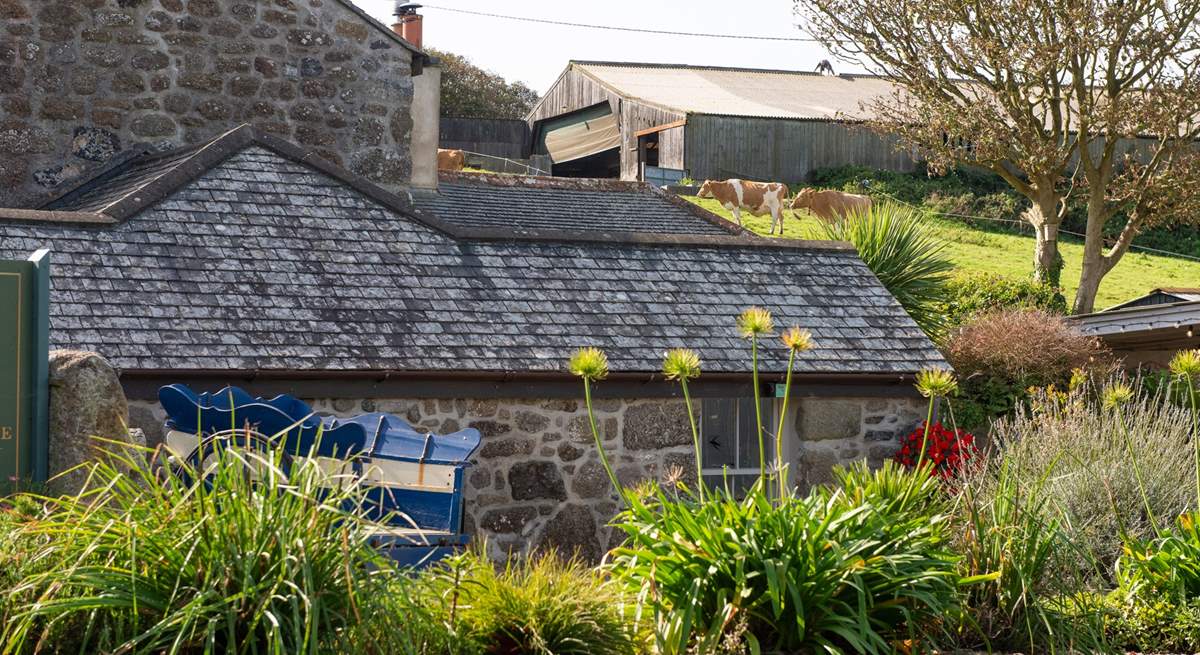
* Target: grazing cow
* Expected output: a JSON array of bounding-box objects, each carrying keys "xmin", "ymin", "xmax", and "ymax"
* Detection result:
[
  {"xmin": 696, "ymin": 179, "xmax": 790, "ymax": 234},
  {"xmin": 790, "ymin": 188, "xmax": 872, "ymax": 223},
  {"xmin": 437, "ymin": 148, "xmax": 466, "ymax": 172}
]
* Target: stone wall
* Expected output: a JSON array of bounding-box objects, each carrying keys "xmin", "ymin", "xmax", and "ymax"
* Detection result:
[
  {"xmin": 793, "ymin": 396, "xmax": 927, "ymax": 488},
  {"xmin": 0, "ymin": 0, "xmax": 416, "ymax": 208},
  {"xmin": 126, "ymin": 392, "xmax": 925, "ymax": 561}
]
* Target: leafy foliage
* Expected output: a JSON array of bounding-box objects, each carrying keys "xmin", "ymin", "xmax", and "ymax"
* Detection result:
[
  {"xmin": 1119, "ymin": 512, "xmax": 1200, "ymax": 601},
  {"xmin": 1104, "ymin": 595, "xmax": 1200, "ymax": 653},
  {"xmin": 989, "ymin": 386, "xmax": 1197, "ymax": 583},
  {"xmin": 420, "ymin": 548, "xmax": 642, "ymax": 655},
  {"xmin": 427, "ymin": 48, "xmax": 539, "ymax": 119},
  {"xmin": 939, "ymin": 271, "xmax": 1066, "ymax": 330},
  {"xmin": 945, "ymin": 309, "xmax": 1111, "ymax": 428},
  {"xmin": 821, "ymin": 201, "xmax": 955, "ymax": 337},
  {"xmin": 950, "ymin": 456, "xmax": 1106, "ymax": 652},
  {"xmin": 611, "ymin": 464, "xmax": 960, "ymax": 654},
  {"xmin": 1, "ymin": 439, "xmax": 404, "ymax": 655}
]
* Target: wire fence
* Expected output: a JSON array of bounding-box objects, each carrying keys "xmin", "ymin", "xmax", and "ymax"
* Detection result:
[
  {"xmin": 714, "ymin": 166, "xmax": 1200, "ymax": 262},
  {"xmin": 870, "ymin": 189, "xmax": 1200, "ymax": 263},
  {"xmin": 456, "ymin": 150, "xmax": 550, "ymax": 176}
]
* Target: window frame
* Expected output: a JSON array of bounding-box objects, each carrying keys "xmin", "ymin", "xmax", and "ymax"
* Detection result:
[{"xmin": 698, "ymin": 396, "xmax": 777, "ymax": 481}]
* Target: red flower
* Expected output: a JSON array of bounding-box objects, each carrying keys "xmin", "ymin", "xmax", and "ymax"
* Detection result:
[{"xmin": 892, "ymin": 421, "xmax": 977, "ymax": 481}]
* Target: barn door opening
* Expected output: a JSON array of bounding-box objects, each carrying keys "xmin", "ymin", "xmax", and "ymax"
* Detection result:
[{"xmin": 532, "ymin": 102, "xmax": 621, "ymax": 178}]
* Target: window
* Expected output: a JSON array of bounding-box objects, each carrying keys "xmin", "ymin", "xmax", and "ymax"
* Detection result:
[{"xmin": 700, "ymin": 397, "xmax": 775, "ymax": 494}]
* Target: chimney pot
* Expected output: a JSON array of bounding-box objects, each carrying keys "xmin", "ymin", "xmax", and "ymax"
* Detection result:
[{"xmin": 393, "ymin": 2, "xmax": 423, "ymax": 49}]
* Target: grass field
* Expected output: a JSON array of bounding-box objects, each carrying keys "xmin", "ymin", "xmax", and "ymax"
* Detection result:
[{"xmin": 686, "ymin": 197, "xmax": 1200, "ymax": 310}]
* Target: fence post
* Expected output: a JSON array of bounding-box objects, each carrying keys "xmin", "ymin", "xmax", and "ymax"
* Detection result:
[{"xmin": 30, "ymin": 249, "xmax": 49, "ymax": 483}]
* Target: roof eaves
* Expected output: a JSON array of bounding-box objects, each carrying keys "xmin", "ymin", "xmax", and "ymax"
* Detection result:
[
  {"xmin": 688, "ymin": 111, "xmax": 870, "ymax": 123},
  {"xmin": 1073, "ymin": 299, "xmax": 1200, "ymax": 322}
]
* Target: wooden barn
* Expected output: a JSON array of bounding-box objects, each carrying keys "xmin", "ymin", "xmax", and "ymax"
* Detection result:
[{"xmin": 526, "ymin": 61, "xmax": 919, "ymax": 183}]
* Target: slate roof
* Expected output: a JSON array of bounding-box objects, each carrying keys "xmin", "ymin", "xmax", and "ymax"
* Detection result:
[
  {"xmin": 411, "ymin": 172, "xmax": 741, "ymax": 236},
  {"xmin": 556, "ymin": 61, "xmax": 903, "ymax": 121},
  {"xmin": 0, "ymin": 127, "xmax": 946, "ymax": 377}
]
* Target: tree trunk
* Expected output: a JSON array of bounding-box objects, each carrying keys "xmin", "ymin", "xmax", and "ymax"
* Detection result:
[
  {"xmin": 1024, "ymin": 192, "xmax": 1064, "ymax": 287},
  {"xmin": 1072, "ymin": 193, "xmax": 1118, "ymax": 315},
  {"xmin": 1073, "ymin": 263, "xmax": 1104, "ymax": 314}
]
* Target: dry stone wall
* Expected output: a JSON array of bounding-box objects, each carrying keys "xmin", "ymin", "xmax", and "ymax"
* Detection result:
[
  {"xmin": 0, "ymin": 0, "xmax": 415, "ymax": 208},
  {"xmin": 126, "ymin": 392, "xmax": 925, "ymax": 561}
]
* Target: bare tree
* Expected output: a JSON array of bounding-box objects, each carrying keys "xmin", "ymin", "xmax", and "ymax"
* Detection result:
[{"xmin": 797, "ymin": 0, "xmax": 1200, "ymax": 313}]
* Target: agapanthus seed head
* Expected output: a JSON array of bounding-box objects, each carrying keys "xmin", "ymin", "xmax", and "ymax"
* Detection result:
[
  {"xmin": 1169, "ymin": 349, "xmax": 1200, "ymax": 380},
  {"xmin": 915, "ymin": 368, "xmax": 958, "ymax": 398},
  {"xmin": 736, "ymin": 306, "xmax": 774, "ymax": 339},
  {"xmin": 662, "ymin": 348, "xmax": 701, "ymax": 381},
  {"xmin": 568, "ymin": 347, "xmax": 609, "ymax": 382},
  {"xmin": 662, "ymin": 464, "xmax": 686, "ymax": 489},
  {"xmin": 1102, "ymin": 381, "xmax": 1134, "ymax": 409},
  {"xmin": 780, "ymin": 326, "xmax": 814, "ymax": 352}
]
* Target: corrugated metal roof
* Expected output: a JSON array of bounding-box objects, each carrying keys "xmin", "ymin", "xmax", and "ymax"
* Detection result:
[{"xmin": 572, "ymin": 61, "xmax": 900, "ymax": 120}]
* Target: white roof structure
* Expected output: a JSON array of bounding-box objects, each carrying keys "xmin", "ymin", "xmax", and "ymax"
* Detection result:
[{"xmin": 572, "ymin": 61, "xmax": 902, "ymax": 120}]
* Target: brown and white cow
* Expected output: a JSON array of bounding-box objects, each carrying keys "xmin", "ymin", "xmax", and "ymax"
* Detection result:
[
  {"xmin": 790, "ymin": 188, "xmax": 872, "ymax": 223},
  {"xmin": 696, "ymin": 179, "xmax": 790, "ymax": 234},
  {"xmin": 437, "ymin": 148, "xmax": 466, "ymax": 172}
]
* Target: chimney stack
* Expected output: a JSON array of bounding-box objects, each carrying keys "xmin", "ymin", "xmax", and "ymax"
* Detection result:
[{"xmin": 393, "ymin": 3, "xmax": 423, "ymax": 50}]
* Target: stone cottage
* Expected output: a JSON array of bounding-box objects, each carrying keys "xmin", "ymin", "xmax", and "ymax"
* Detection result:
[
  {"xmin": 0, "ymin": 125, "xmax": 942, "ymax": 559},
  {"xmin": 0, "ymin": 0, "xmax": 432, "ymax": 208},
  {"xmin": 0, "ymin": 0, "xmax": 945, "ymax": 558}
]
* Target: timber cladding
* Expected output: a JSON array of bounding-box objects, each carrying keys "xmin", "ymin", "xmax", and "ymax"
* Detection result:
[
  {"xmin": 683, "ymin": 115, "xmax": 918, "ymax": 184},
  {"xmin": 528, "ymin": 61, "xmax": 921, "ymax": 183},
  {"xmin": 439, "ymin": 118, "xmax": 531, "ymax": 160}
]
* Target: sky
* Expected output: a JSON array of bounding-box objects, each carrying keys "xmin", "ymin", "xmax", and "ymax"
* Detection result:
[{"xmin": 357, "ymin": 0, "xmax": 864, "ymax": 93}]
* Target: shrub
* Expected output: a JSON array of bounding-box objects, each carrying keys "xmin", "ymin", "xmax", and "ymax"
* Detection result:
[
  {"xmin": 1104, "ymin": 595, "xmax": 1200, "ymax": 653},
  {"xmin": 987, "ymin": 387, "xmax": 1196, "ymax": 584},
  {"xmin": 420, "ymin": 548, "xmax": 642, "ymax": 655},
  {"xmin": 611, "ymin": 463, "xmax": 960, "ymax": 654},
  {"xmin": 1118, "ymin": 512, "xmax": 1200, "ymax": 602},
  {"xmin": 892, "ymin": 421, "xmax": 977, "ymax": 481},
  {"xmin": 951, "ymin": 456, "xmax": 1106, "ymax": 652},
  {"xmin": 944, "ymin": 309, "xmax": 1111, "ymax": 429},
  {"xmin": 946, "ymin": 309, "xmax": 1108, "ymax": 382},
  {"xmin": 821, "ymin": 202, "xmax": 955, "ymax": 337},
  {"xmin": 938, "ymin": 272, "xmax": 1067, "ymax": 330},
  {"xmin": 1, "ymin": 439, "xmax": 410, "ymax": 655}
]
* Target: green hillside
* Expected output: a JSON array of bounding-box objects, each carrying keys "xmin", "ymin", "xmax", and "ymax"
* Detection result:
[{"xmin": 686, "ymin": 197, "xmax": 1200, "ymax": 311}]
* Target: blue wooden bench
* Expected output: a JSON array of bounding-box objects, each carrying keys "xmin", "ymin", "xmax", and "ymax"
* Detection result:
[{"xmin": 157, "ymin": 384, "xmax": 481, "ymax": 568}]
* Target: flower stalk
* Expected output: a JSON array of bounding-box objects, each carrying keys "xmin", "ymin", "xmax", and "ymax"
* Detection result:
[
  {"xmin": 663, "ymin": 348, "xmax": 704, "ymax": 500},
  {"xmin": 1169, "ymin": 349, "xmax": 1200, "ymax": 510},
  {"xmin": 570, "ymin": 347, "xmax": 625, "ymax": 506},
  {"xmin": 1105, "ymin": 381, "xmax": 1157, "ymax": 533},
  {"xmin": 913, "ymin": 368, "xmax": 958, "ymax": 473},
  {"xmin": 737, "ymin": 307, "xmax": 774, "ymax": 484},
  {"xmin": 775, "ymin": 327, "xmax": 813, "ymax": 498}
]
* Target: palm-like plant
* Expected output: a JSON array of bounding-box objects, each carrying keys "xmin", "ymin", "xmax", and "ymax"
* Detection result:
[{"xmin": 821, "ymin": 202, "xmax": 954, "ymax": 338}]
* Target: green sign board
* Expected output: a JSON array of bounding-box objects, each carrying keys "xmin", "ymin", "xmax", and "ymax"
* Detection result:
[{"xmin": 0, "ymin": 249, "xmax": 49, "ymax": 485}]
